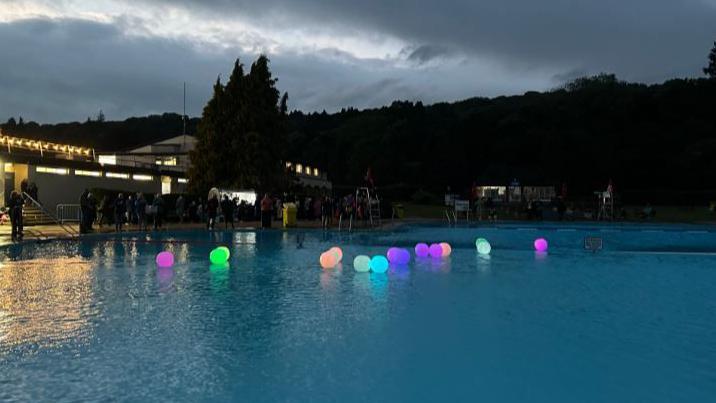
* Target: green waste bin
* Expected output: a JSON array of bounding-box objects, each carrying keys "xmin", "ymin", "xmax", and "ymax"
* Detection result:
[
  {"xmin": 283, "ymin": 203, "xmax": 297, "ymax": 227},
  {"xmin": 394, "ymin": 203, "xmax": 405, "ymax": 219}
]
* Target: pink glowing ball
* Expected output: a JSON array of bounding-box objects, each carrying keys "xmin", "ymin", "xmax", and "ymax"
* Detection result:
[
  {"xmin": 415, "ymin": 243, "xmax": 430, "ymax": 258},
  {"xmin": 439, "ymin": 242, "xmax": 452, "ymax": 257},
  {"xmin": 155, "ymin": 251, "xmax": 175, "ymax": 268},
  {"xmin": 429, "ymin": 243, "xmax": 444, "ymax": 258},
  {"xmin": 534, "ymin": 238, "xmax": 549, "ymax": 252}
]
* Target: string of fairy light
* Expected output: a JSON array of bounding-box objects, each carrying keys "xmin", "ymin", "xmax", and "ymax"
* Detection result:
[{"xmin": 0, "ymin": 131, "xmax": 94, "ymax": 158}]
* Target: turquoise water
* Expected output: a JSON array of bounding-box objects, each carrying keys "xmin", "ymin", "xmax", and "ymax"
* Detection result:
[{"xmin": 1, "ymin": 224, "xmax": 715, "ymax": 402}]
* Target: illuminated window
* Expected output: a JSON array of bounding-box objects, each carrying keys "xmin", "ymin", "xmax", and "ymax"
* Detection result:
[
  {"xmin": 98, "ymin": 155, "xmax": 117, "ymax": 165},
  {"xmin": 133, "ymin": 174, "xmax": 153, "ymax": 181},
  {"xmin": 178, "ymin": 178, "xmax": 188, "ymax": 184},
  {"xmin": 285, "ymin": 162, "xmax": 292, "ymax": 169},
  {"xmin": 106, "ymin": 172, "xmax": 129, "ymax": 179},
  {"xmin": 36, "ymin": 166, "xmax": 69, "ymax": 175},
  {"xmin": 4, "ymin": 163, "xmax": 14, "ymax": 173},
  {"xmin": 161, "ymin": 176, "xmax": 172, "ymax": 194},
  {"xmin": 313, "ymin": 168, "xmax": 319, "ymax": 176},
  {"xmin": 75, "ymin": 170, "xmax": 102, "ymax": 177},
  {"xmin": 155, "ymin": 157, "xmax": 177, "ymax": 166},
  {"xmin": 296, "ymin": 163, "xmax": 303, "ymax": 174},
  {"xmin": 305, "ymin": 166, "xmax": 311, "ymax": 175}
]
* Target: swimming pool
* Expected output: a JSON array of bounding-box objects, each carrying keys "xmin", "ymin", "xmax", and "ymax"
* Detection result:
[{"xmin": 1, "ymin": 223, "xmax": 715, "ymax": 402}]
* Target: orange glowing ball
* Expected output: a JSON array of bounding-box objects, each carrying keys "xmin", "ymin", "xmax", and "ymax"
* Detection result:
[
  {"xmin": 329, "ymin": 246, "xmax": 343, "ymax": 262},
  {"xmin": 440, "ymin": 242, "xmax": 452, "ymax": 257},
  {"xmin": 320, "ymin": 252, "xmax": 338, "ymax": 269}
]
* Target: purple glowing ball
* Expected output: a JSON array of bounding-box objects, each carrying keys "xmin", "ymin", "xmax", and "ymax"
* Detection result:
[
  {"xmin": 156, "ymin": 251, "xmax": 175, "ymax": 268},
  {"xmin": 429, "ymin": 243, "xmax": 444, "ymax": 258},
  {"xmin": 534, "ymin": 238, "xmax": 549, "ymax": 252},
  {"xmin": 387, "ymin": 247, "xmax": 402, "ymax": 263},
  {"xmin": 393, "ymin": 248, "xmax": 411, "ymax": 265},
  {"xmin": 415, "ymin": 243, "xmax": 430, "ymax": 258}
]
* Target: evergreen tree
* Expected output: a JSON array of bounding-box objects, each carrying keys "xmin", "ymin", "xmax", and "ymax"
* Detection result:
[
  {"xmin": 189, "ymin": 55, "xmax": 289, "ymax": 195},
  {"xmin": 705, "ymin": 41, "xmax": 716, "ymax": 78}
]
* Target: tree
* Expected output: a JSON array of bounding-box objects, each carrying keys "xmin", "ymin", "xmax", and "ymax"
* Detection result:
[
  {"xmin": 189, "ymin": 56, "xmax": 289, "ymax": 195},
  {"xmin": 705, "ymin": 41, "xmax": 716, "ymax": 78}
]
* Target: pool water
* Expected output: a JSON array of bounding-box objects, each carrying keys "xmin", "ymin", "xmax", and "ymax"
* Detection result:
[{"xmin": 1, "ymin": 224, "xmax": 715, "ymax": 402}]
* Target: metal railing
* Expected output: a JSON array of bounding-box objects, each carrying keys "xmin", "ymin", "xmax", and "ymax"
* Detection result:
[
  {"xmin": 23, "ymin": 192, "xmax": 79, "ymax": 237},
  {"xmin": 57, "ymin": 204, "xmax": 82, "ymax": 223}
]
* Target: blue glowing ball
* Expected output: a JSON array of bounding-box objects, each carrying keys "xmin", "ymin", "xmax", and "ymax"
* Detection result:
[
  {"xmin": 370, "ymin": 255, "xmax": 389, "ymax": 273},
  {"xmin": 415, "ymin": 243, "xmax": 430, "ymax": 258},
  {"xmin": 395, "ymin": 248, "xmax": 411, "ymax": 265}
]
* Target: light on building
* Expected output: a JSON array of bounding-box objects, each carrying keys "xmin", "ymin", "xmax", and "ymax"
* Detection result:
[
  {"xmin": 98, "ymin": 155, "xmax": 117, "ymax": 165},
  {"xmin": 106, "ymin": 172, "xmax": 129, "ymax": 179},
  {"xmin": 296, "ymin": 163, "xmax": 303, "ymax": 174},
  {"xmin": 313, "ymin": 168, "xmax": 319, "ymax": 176},
  {"xmin": 133, "ymin": 174, "xmax": 153, "ymax": 181},
  {"xmin": 4, "ymin": 163, "xmax": 14, "ymax": 173},
  {"xmin": 36, "ymin": 166, "xmax": 69, "ymax": 175},
  {"xmin": 75, "ymin": 170, "xmax": 102, "ymax": 177},
  {"xmin": 178, "ymin": 178, "xmax": 188, "ymax": 184}
]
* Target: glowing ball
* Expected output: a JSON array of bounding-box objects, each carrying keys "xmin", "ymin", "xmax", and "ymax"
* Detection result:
[
  {"xmin": 387, "ymin": 247, "xmax": 401, "ymax": 263},
  {"xmin": 534, "ymin": 238, "xmax": 549, "ymax": 252},
  {"xmin": 476, "ymin": 238, "xmax": 492, "ymax": 255},
  {"xmin": 329, "ymin": 246, "xmax": 343, "ymax": 262},
  {"xmin": 370, "ymin": 255, "xmax": 389, "ymax": 273},
  {"xmin": 210, "ymin": 246, "xmax": 230, "ymax": 265},
  {"xmin": 155, "ymin": 251, "xmax": 174, "ymax": 267},
  {"xmin": 320, "ymin": 252, "xmax": 338, "ymax": 269},
  {"xmin": 429, "ymin": 243, "xmax": 443, "ymax": 258},
  {"xmin": 440, "ymin": 242, "xmax": 452, "ymax": 257},
  {"xmin": 415, "ymin": 243, "xmax": 430, "ymax": 258},
  {"xmin": 353, "ymin": 255, "xmax": 371, "ymax": 272},
  {"xmin": 395, "ymin": 248, "xmax": 411, "ymax": 265}
]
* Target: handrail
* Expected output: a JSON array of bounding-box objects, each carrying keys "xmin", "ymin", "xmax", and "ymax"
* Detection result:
[{"xmin": 22, "ymin": 192, "xmax": 79, "ymax": 237}]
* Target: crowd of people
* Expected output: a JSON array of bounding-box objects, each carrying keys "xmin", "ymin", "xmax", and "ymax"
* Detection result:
[{"xmin": 79, "ymin": 190, "xmax": 166, "ymax": 233}]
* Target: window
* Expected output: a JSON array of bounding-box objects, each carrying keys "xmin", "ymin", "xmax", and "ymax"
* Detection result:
[
  {"xmin": 313, "ymin": 168, "xmax": 319, "ymax": 176},
  {"xmin": 295, "ymin": 163, "xmax": 303, "ymax": 174},
  {"xmin": 75, "ymin": 170, "xmax": 102, "ymax": 177},
  {"xmin": 98, "ymin": 155, "xmax": 116, "ymax": 165},
  {"xmin": 133, "ymin": 174, "xmax": 153, "ymax": 181},
  {"xmin": 177, "ymin": 178, "xmax": 188, "ymax": 184},
  {"xmin": 155, "ymin": 157, "xmax": 177, "ymax": 166},
  {"xmin": 4, "ymin": 163, "xmax": 13, "ymax": 173},
  {"xmin": 106, "ymin": 172, "xmax": 129, "ymax": 179},
  {"xmin": 36, "ymin": 166, "xmax": 69, "ymax": 175},
  {"xmin": 161, "ymin": 176, "xmax": 172, "ymax": 194}
]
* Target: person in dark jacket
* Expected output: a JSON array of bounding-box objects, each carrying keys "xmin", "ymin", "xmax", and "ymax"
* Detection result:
[
  {"xmin": 114, "ymin": 193, "xmax": 126, "ymax": 232},
  {"xmin": 207, "ymin": 195, "xmax": 219, "ymax": 230},
  {"xmin": 9, "ymin": 190, "xmax": 24, "ymax": 241},
  {"xmin": 153, "ymin": 193, "xmax": 164, "ymax": 230},
  {"xmin": 136, "ymin": 193, "xmax": 147, "ymax": 231},
  {"xmin": 79, "ymin": 189, "xmax": 90, "ymax": 233},
  {"xmin": 221, "ymin": 195, "xmax": 235, "ymax": 229}
]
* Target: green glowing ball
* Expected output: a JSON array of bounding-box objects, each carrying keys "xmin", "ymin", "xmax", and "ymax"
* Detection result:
[
  {"xmin": 476, "ymin": 238, "xmax": 492, "ymax": 255},
  {"xmin": 210, "ymin": 246, "xmax": 230, "ymax": 265},
  {"xmin": 353, "ymin": 255, "xmax": 371, "ymax": 273}
]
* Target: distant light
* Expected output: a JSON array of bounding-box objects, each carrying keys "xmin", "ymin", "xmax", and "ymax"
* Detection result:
[
  {"xmin": 133, "ymin": 174, "xmax": 153, "ymax": 181},
  {"xmin": 178, "ymin": 178, "xmax": 188, "ymax": 184},
  {"xmin": 98, "ymin": 155, "xmax": 117, "ymax": 165},
  {"xmin": 106, "ymin": 172, "xmax": 129, "ymax": 179},
  {"xmin": 75, "ymin": 170, "xmax": 102, "ymax": 177},
  {"xmin": 36, "ymin": 166, "xmax": 69, "ymax": 175}
]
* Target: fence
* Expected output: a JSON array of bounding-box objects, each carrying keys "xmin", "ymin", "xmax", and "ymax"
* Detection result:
[{"xmin": 57, "ymin": 204, "xmax": 81, "ymax": 223}]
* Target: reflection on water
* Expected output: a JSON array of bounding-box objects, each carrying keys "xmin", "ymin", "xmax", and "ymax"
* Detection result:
[
  {"xmin": 156, "ymin": 266, "xmax": 175, "ymax": 293},
  {"xmin": 0, "ymin": 257, "xmax": 94, "ymax": 351},
  {"xmin": 210, "ymin": 263, "xmax": 230, "ymax": 292}
]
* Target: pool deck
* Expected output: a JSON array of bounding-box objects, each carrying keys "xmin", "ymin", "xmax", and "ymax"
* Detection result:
[{"xmin": 0, "ymin": 219, "xmax": 380, "ymax": 246}]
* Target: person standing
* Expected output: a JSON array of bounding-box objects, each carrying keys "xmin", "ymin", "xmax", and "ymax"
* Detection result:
[
  {"xmin": 207, "ymin": 194, "xmax": 219, "ymax": 230},
  {"xmin": 221, "ymin": 195, "xmax": 235, "ymax": 229},
  {"xmin": 79, "ymin": 189, "xmax": 90, "ymax": 234},
  {"xmin": 114, "ymin": 193, "xmax": 126, "ymax": 232},
  {"xmin": 261, "ymin": 193, "xmax": 273, "ymax": 228},
  {"xmin": 9, "ymin": 190, "xmax": 24, "ymax": 241},
  {"xmin": 136, "ymin": 193, "xmax": 147, "ymax": 231},
  {"xmin": 153, "ymin": 193, "xmax": 164, "ymax": 230},
  {"xmin": 175, "ymin": 195, "xmax": 186, "ymax": 223}
]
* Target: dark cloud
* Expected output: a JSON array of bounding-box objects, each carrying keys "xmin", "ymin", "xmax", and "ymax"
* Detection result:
[
  {"xmin": 157, "ymin": 0, "xmax": 716, "ymax": 79},
  {"xmin": 404, "ymin": 45, "xmax": 453, "ymax": 65}
]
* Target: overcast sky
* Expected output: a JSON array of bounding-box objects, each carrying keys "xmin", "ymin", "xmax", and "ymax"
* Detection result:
[{"xmin": 1, "ymin": 0, "xmax": 715, "ymax": 123}]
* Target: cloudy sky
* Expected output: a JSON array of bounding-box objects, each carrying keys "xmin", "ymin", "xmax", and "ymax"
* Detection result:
[{"xmin": 1, "ymin": 0, "xmax": 715, "ymax": 123}]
